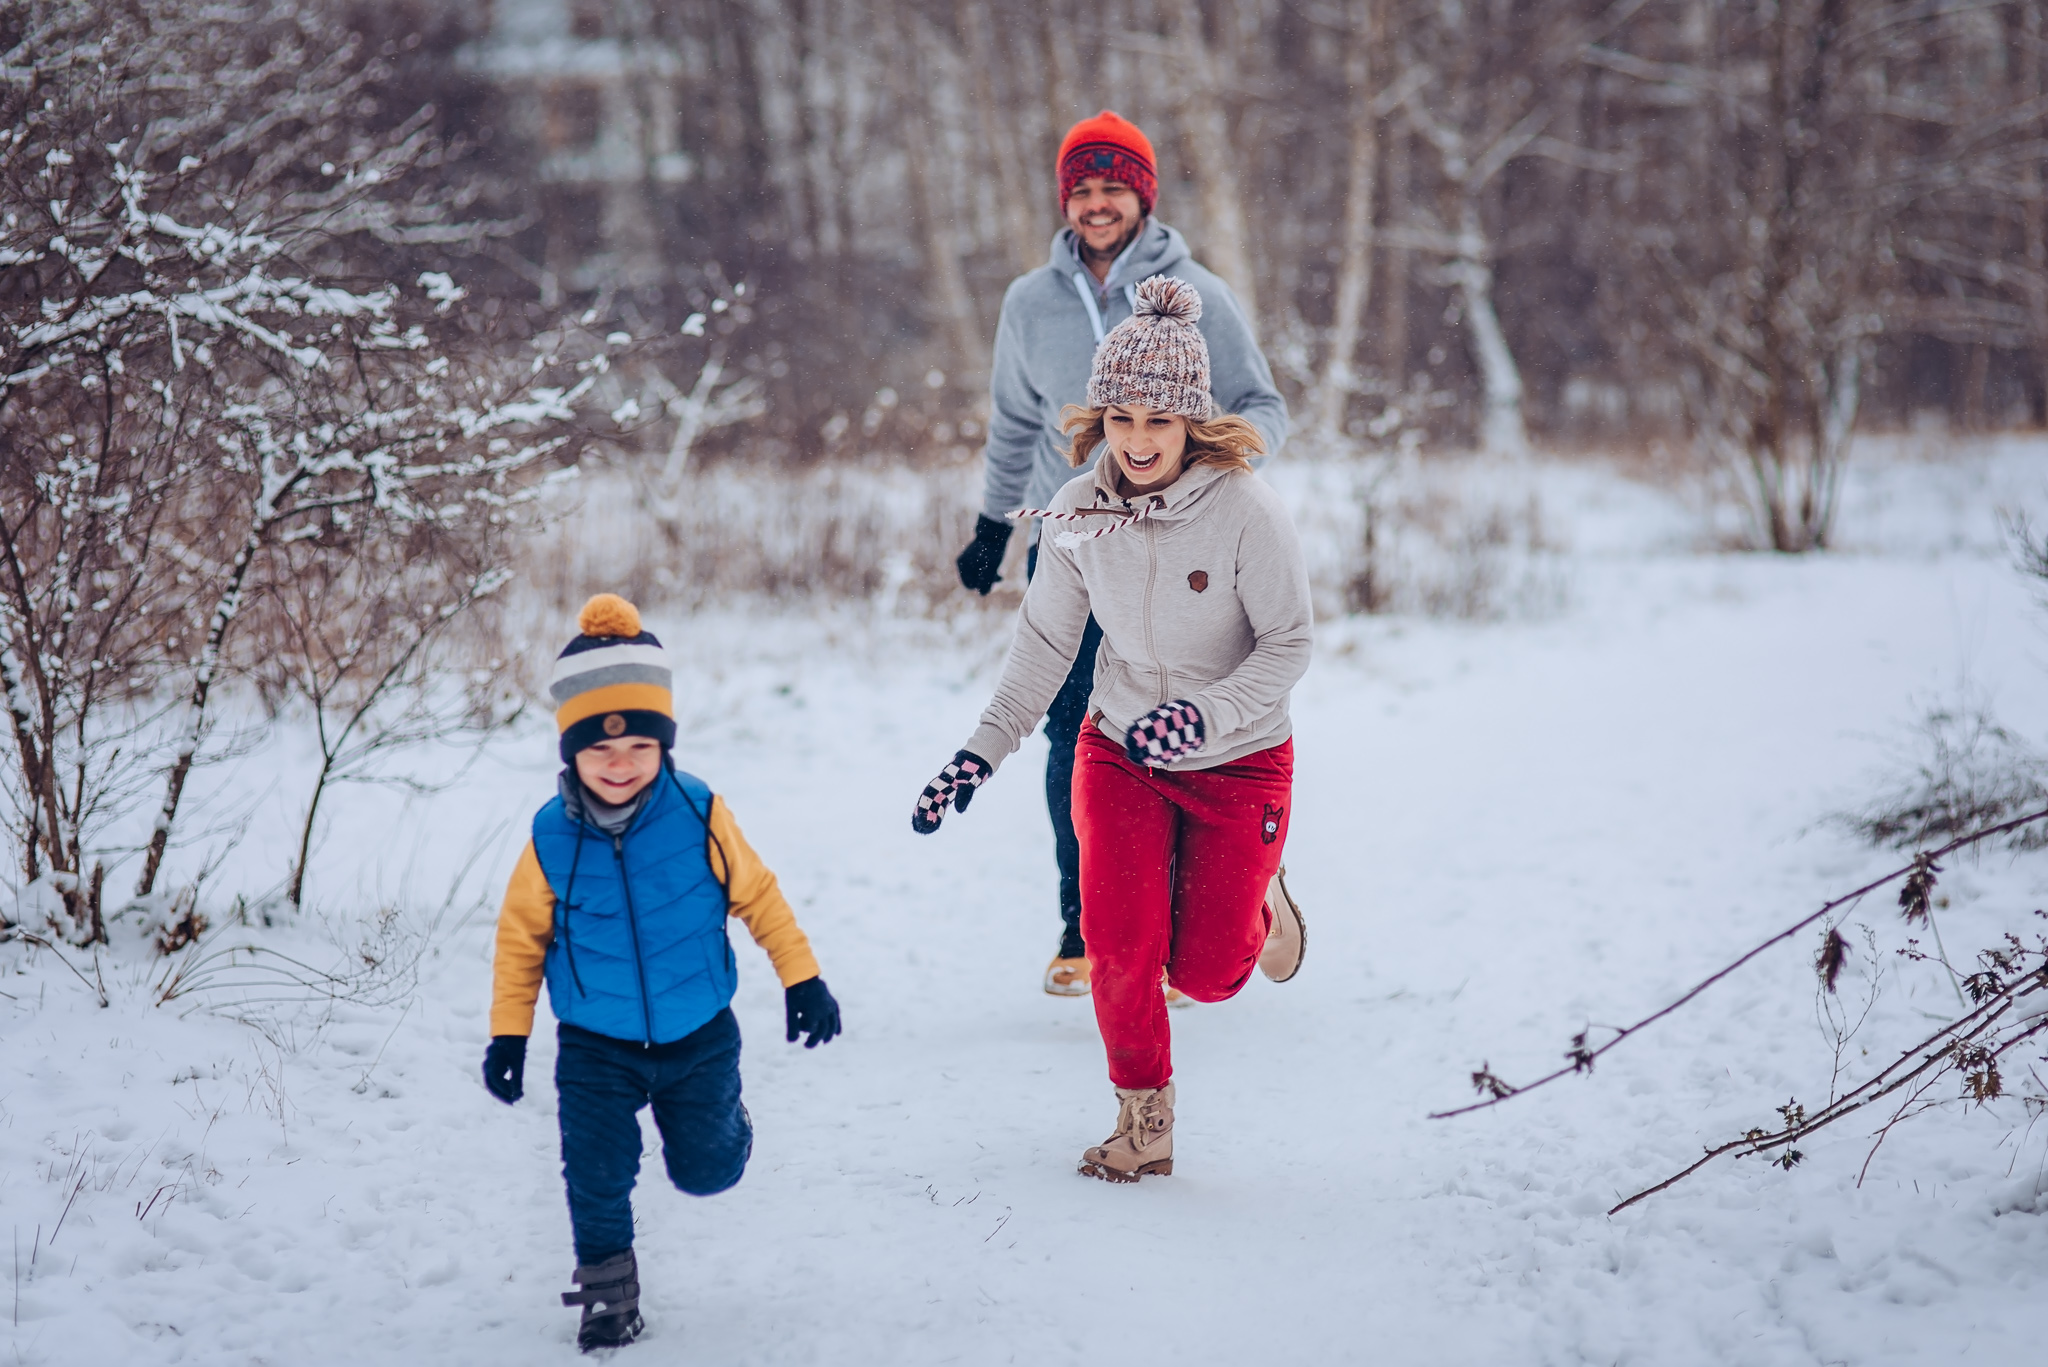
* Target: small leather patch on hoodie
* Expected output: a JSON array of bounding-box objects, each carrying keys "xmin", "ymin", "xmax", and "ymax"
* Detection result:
[{"xmin": 1188, "ymin": 570, "xmax": 1209, "ymax": 593}]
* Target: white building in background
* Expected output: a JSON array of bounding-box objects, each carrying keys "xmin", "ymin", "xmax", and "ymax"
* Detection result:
[{"xmin": 459, "ymin": 0, "xmax": 692, "ymax": 296}]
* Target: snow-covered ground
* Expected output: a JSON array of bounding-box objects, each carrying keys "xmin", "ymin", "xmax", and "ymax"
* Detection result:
[{"xmin": 8, "ymin": 441, "xmax": 2048, "ymax": 1365}]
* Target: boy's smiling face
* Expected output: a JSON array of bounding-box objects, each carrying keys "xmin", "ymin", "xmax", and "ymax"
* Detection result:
[{"xmin": 575, "ymin": 735, "xmax": 663, "ymax": 806}]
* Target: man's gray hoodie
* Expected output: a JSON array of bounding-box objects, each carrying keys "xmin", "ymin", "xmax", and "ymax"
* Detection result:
[{"xmin": 979, "ymin": 220, "xmax": 1288, "ymax": 524}]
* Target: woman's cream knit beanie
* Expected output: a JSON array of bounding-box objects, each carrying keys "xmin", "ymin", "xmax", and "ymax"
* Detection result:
[{"xmin": 1086, "ymin": 276, "xmax": 1212, "ymax": 420}]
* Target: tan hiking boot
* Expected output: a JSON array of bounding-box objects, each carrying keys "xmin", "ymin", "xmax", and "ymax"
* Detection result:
[
  {"xmin": 1044, "ymin": 955, "xmax": 1091, "ymax": 996},
  {"xmin": 1259, "ymin": 866, "xmax": 1306, "ymax": 983},
  {"xmin": 1078, "ymin": 1083, "xmax": 1175, "ymax": 1183}
]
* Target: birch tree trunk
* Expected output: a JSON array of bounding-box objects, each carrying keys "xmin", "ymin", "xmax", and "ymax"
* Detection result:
[
  {"xmin": 1040, "ymin": 0, "xmax": 1083, "ymax": 154},
  {"xmin": 1315, "ymin": 0, "xmax": 1382, "ymax": 438},
  {"xmin": 961, "ymin": 1, "xmax": 1045, "ymax": 273},
  {"xmin": 898, "ymin": 11, "xmax": 986, "ymax": 378},
  {"xmin": 1163, "ymin": 0, "xmax": 1258, "ymax": 329},
  {"xmin": 136, "ymin": 522, "xmax": 261, "ymax": 897},
  {"xmin": 797, "ymin": 0, "xmax": 840, "ymax": 257},
  {"xmin": 1380, "ymin": 120, "xmax": 1411, "ymax": 385},
  {"xmin": 0, "ymin": 617, "xmax": 57, "ymax": 884},
  {"xmin": 1810, "ymin": 341, "xmax": 1864, "ymax": 546},
  {"xmin": 1450, "ymin": 200, "xmax": 1528, "ymax": 459},
  {"xmin": 2023, "ymin": 3, "xmax": 2047, "ymax": 426},
  {"xmin": 742, "ymin": 0, "xmax": 815, "ymax": 257}
]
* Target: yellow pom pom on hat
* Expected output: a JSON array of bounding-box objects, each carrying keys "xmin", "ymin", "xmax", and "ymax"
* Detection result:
[
  {"xmin": 577, "ymin": 592, "xmax": 642, "ymax": 639},
  {"xmin": 552, "ymin": 593, "xmax": 675, "ymax": 762}
]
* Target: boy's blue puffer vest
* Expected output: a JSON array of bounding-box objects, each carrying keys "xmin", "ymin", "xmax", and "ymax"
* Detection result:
[{"xmin": 533, "ymin": 768, "xmax": 736, "ymax": 1045}]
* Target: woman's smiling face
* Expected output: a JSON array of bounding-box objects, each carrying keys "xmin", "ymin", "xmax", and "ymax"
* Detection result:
[{"xmin": 1105, "ymin": 404, "xmax": 1190, "ymax": 493}]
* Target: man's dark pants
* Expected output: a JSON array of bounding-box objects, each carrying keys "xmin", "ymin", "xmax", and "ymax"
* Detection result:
[
  {"xmin": 1029, "ymin": 541, "xmax": 1103, "ymax": 960},
  {"xmin": 555, "ymin": 1008, "xmax": 752, "ymax": 1265}
]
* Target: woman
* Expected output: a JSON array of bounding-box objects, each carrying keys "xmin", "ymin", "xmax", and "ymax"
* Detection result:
[{"xmin": 911, "ymin": 275, "xmax": 1312, "ymax": 1182}]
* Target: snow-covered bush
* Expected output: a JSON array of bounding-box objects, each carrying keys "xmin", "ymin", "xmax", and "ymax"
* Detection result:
[{"xmin": 0, "ymin": 1, "xmax": 625, "ymax": 935}]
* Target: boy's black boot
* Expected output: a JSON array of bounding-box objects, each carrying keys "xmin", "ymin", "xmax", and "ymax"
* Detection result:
[{"xmin": 562, "ymin": 1250, "xmax": 643, "ymax": 1352}]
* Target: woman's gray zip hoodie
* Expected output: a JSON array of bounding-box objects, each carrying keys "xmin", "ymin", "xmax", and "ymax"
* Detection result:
[{"xmin": 963, "ymin": 460, "xmax": 1312, "ymax": 774}]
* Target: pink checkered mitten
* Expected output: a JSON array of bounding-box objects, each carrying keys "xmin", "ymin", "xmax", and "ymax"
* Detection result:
[
  {"xmin": 911, "ymin": 750, "xmax": 992, "ymax": 834},
  {"xmin": 1124, "ymin": 700, "xmax": 1205, "ymax": 767}
]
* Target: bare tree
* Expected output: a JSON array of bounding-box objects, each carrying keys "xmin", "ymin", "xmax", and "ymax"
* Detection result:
[
  {"xmin": 1594, "ymin": 3, "xmax": 2047, "ymax": 549},
  {"xmin": 2023, "ymin": 6, "xmax": 2048, "ymax": 424},
  {"xmin": 0, "ymin": 2, "xmax": 613, "ymax": 911},
  {"xmin": 1161, "ymin": 0, "xmax": 1260, "ymax": 328},
  {"xmin": 241, "ymin": 538, "xmax": 522, "ymax": 910},
  {"xmin": 406, "ymin": 0, "xmax": 2048, "ymax": 467},
  {"xmin": 1311, "ymin": 1, "xmax": 1381, "ymax": 438},
  {"xmin": 1314, "ymin": 1, "xmax": 1423, "ymax": 439},
  {"xmin": 894, "ymin": 2, "xmax": 988, "ymax": 381},
  {"xmin": 0, "ymin": 378, "xmax": 192, "ymax": 938},
  {"xmin": 961, "ymin": 0, "xmax": 1050, "ymax": 274},
  {"xmin": 1387, "ymin": 0, "xmax": 1642, "ymax": 458}
]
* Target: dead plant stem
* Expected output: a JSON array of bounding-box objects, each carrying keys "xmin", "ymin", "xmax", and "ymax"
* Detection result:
[{"xmin": 1434, "ymin": 803, "xmax": 2048, "ymax": 1120}]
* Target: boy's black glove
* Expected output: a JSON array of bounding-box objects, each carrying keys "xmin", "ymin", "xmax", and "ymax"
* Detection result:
[
  {"xmin": 911, "ymin": 750, "xmax": 991, "ymax": 834},
  {"xmin": 955, "ymin": 514, "xmax": 1013, "ymax": 595},
  {"xmin": 482, "ymin": 1034, "xmax": 527, "ymax": 1104},
  {"xmin": 785, "ymin": 976, "xmax": 841, "ymax": 1048},
  {"xmin": 1125, "ymin": 699, "xmax": 1206, "ymax": 767}
]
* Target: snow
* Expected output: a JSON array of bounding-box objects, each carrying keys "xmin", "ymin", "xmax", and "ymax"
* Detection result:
[{"xmin": 8, "ymin": 442, "xmax": 2048, "ymax": 1364}]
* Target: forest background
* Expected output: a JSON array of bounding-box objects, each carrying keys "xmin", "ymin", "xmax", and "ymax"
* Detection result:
[
  {"xmin": 8, "ymin": 8, "xmax": 2048, "ymax": 1361},
  {"xmin": 4, "ymin": 0, "xmax": 2048, "ymax": 1026},
  {"xmin": 437, "ymin": 0, "xmax": 2048, "ymax": 541},
  {"xmin": 7, "ymin": 0, "xmax": 2048, "ymax": 938}
]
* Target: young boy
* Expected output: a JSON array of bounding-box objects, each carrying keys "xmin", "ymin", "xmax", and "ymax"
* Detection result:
[{"xmin": 482, "ymin": 593, "xmax": 840, "ymax": 1352}]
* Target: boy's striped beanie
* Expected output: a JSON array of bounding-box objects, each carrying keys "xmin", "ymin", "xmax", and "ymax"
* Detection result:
[{"xmin": 551, "ymin": 594, "xmax": 676, "ymax": 763}]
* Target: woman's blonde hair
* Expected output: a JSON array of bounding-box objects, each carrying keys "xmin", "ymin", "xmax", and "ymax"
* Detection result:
[{"xmin": 1057, "ymin": 404, "xmax": 1264, "ymax": 474}]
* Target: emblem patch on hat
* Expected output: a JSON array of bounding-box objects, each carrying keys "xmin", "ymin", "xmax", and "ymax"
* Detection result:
[
  {"xmin": 602, "ymin": 714, "xmax": 627, "ymax": 737},
  {"xmin": 1188, "ymin": 570, "xmax": 1209, "ymax": 593}
]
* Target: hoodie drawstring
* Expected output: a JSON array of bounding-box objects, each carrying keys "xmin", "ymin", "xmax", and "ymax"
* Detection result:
[
  {"xmin": 1072, "ymin": 272, "xmax": 1140, "ymax": 346},
  {"xmin": 556, "ymin": 829, "xmax": 588, "ymax": 998},
  {"xmin": 1011, "ymin": 492, "xmax": 1166, "ymax": 549},
  {"xmin": 666, "ymin": 768, "xmax": 733, "ymax": 918}
]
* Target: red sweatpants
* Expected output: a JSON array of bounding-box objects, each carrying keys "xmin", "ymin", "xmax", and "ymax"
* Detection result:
[{"xmin": 1073, "ymin": 722, "xmax": 1294, "ymax": 1090}]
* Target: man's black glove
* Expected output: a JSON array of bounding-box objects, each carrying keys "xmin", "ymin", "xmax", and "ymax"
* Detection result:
[
  {"xmin": 955, "ymin": 514, "xmax": 1013, "ymax": 595},
  {"xmin": 482, "ymin": 1035, "xmax": 527, "ymax": 1104},
  {"xmin": 785, "ymin": 976, "xmax": 841, "ymax": 1048}
]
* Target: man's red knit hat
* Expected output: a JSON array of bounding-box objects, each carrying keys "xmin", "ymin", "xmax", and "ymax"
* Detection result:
[{"xmin": 1057, "ymin": 111, "xmax": 1157, "ymax": 217}]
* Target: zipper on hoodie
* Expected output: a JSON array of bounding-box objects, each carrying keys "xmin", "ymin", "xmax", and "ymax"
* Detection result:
[
  {"xmin": 611, "ymin": 830, "xmax": 657, "ymax": 1045},
  {"xmin": 1142, "ymin": 514, "xmax": 1168, "ymax": 707}
]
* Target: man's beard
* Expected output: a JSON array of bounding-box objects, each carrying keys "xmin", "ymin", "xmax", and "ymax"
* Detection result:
[{"xmin": 1080, "ymin": 216, "xmax": 1145, "ymax": 266}]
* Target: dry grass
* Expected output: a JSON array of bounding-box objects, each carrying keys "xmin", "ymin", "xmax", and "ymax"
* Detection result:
[
  {"xmin": 520, "ymin": 457, "xmax": 992, "ymax": 618},
  {"xmin": 510, "ymin": 449, "xmax": 1568, "ymax": 629}
]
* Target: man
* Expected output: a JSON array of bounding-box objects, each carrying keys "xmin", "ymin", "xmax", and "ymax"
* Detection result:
[{"xmin": 955, "ymin": 110, "xmax": 1289, "ymax": 997}]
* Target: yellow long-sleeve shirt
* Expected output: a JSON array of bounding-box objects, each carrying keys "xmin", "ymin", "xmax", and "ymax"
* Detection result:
[{"xmin": 489, "ymin": 793, "xmax": 821, "ymax": 1037}]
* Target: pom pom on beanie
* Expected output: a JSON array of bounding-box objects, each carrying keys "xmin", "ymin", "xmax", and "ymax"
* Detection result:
[
  {"xmin": 1086, "ymin": 275, "xmax": 1213, "ymax": 420},
  {"xmin": 578, "ymin": 592, "xmax": 642, "ymax": 639},
  {"xmin": 1133, "ymin": 275, "xmax": 1202, "ymax": 325}
]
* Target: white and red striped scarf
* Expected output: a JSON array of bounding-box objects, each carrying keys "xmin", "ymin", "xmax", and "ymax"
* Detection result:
[{"xmin": 1011, "ymin": 493, "xmax": 1167, "ymax": 549}]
